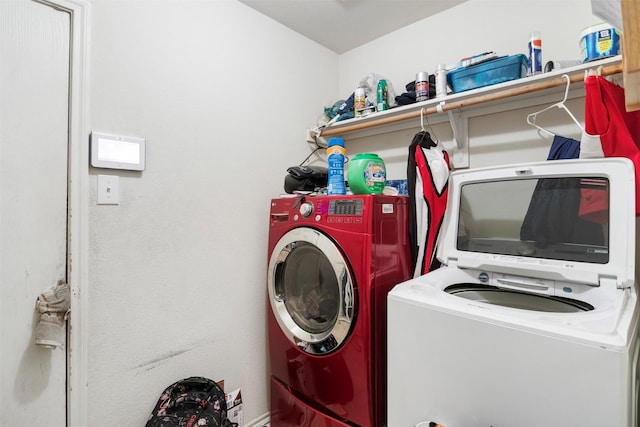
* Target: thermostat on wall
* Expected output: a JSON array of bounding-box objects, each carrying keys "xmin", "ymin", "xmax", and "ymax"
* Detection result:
[{"xmin": 90, "ymin": 132, "xmax": 145, "ymax": 171}]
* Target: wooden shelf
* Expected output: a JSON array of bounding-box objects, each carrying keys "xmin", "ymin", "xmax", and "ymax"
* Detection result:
[
  {"xmin": 622, "ymin": 0, "xmax": 640, "ymax": 111},
  {"xmin": 313, "ymin": 56, "xmax": 623, "ymax": 168}
]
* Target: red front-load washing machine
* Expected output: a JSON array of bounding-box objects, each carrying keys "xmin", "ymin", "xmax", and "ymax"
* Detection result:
[{"xmin": 267, "ymin": 194, "xmax": 412, "ymax": 426}]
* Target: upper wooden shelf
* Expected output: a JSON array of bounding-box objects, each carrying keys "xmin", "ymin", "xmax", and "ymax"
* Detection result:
[
  {"xmin": 316, "ymin": 56, "xmax": 623, "ymax": 142},
  {"xmin": 311, "ymin": 56, "xmax": 623, "ymax": 169}
]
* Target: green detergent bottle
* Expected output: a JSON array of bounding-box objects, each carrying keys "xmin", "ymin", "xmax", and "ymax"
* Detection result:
[{"xmin": 347, "ymin": 153, "xmax": 386, "ymax": 194}]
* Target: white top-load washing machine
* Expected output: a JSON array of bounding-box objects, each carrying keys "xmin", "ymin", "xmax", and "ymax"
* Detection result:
[{"xmin": 387, "ymin": 158, "xmax": 640, "ymax": 427}]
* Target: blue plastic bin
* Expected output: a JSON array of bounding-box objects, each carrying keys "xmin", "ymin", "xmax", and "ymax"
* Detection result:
[{"xmin": 447, "ymin": 54, "xmax": 528, "ymax": 93}]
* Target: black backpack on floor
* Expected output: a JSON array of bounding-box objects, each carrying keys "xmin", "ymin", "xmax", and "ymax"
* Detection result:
[{"xmin": 145, "ymin": 376, "xmax": 237, "ymax": 427}]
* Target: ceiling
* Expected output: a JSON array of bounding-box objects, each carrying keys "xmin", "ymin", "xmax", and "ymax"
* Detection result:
[{"xmin": 238, "ymin": 0, "xmax": 468, "ymax": 54}]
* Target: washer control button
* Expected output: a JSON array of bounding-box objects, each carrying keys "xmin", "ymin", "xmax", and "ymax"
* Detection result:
[{"xmin": 299, "ymin": 202, "xmax": 314, "ymax": 218}]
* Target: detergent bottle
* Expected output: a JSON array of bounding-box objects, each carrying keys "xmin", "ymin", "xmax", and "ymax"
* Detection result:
[
  {"xmin": 326, "ymin": 137, "xmax": 346, "ymax": 195},
  {"xmin": 347, "ymin": 153, "xmax": 386, "ymax": 194}
]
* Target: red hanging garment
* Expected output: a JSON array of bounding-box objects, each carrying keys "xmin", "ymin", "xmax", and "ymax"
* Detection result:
[
  {"xmin": 407, "ymin": 131, "xmax": 450, "ymax": 277},
  {"xmin": 584, "ymin": 75, "xmax": 640, "ymax": 215}
]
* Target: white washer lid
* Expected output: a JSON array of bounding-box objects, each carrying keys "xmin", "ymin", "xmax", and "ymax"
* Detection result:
[{"xmin": 437, "ymin": 158, "xmax": 636, "ymax": 288}]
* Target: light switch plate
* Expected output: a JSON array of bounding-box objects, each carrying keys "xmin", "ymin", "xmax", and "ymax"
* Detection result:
[{"xmin": 97, "ymin": 175, "xmax": 119, "ymax": 205}]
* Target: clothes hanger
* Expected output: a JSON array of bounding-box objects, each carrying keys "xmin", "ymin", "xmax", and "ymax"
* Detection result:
[
  {"xmin": 526, "ymin": 74, "xmax": 585, "ymax": 137},
  {"xmin": 414, "ymin": 108, "xmax": 438, "ymax": 148}
]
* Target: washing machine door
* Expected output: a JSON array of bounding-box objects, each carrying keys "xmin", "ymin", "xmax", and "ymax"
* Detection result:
[{"xmin": 268, "ymin": 227, "xmax": 355, "ymax": 355}]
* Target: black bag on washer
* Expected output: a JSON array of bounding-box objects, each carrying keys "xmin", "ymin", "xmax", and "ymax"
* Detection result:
[
  {"xmin": 145, "ymin": 376, "xmax": 237, "ymax": 427},
  {"xmin": 284, "ymin": 165, "xmax": 328, "ymax": 193}
]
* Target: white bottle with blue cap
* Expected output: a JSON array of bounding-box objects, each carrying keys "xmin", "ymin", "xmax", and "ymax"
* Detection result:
[{"xmin": 326, "ymin": 137, "xmax": 346, "ymax": 195}]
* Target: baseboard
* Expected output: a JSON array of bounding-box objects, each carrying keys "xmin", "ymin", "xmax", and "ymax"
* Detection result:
[{"xmin": 245, "ymin": 412, "xmax": 270, "ymax": 427}]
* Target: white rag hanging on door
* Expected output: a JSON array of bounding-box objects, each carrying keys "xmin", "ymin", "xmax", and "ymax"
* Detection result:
[{"xmin": 35, "ymin": 280, "xmax": 70, "ymax": 349}]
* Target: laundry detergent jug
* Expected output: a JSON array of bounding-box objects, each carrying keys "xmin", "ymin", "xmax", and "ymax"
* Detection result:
[{"xmin": 347, "ymin": 153, "xmax": 386, "ymax": 194}]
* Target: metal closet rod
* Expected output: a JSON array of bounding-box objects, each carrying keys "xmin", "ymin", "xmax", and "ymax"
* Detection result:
[{"xmin": 320, "ymin": 62, "xmax": 623, "ymax": 137}]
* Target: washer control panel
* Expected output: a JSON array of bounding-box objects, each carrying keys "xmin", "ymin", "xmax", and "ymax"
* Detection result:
[{"xmin": 328, "ymin": 199, "xmax": 364, "ymax": 216}]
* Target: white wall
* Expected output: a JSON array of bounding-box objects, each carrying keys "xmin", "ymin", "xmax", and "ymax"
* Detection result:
[
  {"xmin": 84, "ymin": 0, "xmax": 609, "ymax": 425},
  {"xmin": 338, "ymin": 0, "xmax": 602, "ymax": 177},
  {"xmin": 87, "ymin": 1, "xmax": 337, "ymax": 425}
]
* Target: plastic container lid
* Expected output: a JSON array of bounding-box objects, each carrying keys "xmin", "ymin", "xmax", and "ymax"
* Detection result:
[
  {"xmin": 327, "ymin": 137, "xmax": 345, "ymax": 147},
  {"xmin": 580, "ymin": 22, "xmax": 616, "ymax": 39}
]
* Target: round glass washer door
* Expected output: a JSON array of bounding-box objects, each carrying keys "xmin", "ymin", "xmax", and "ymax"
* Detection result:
[{"xmin": 268, "ymin": 227, "xmax": 356, "ymax": 355}]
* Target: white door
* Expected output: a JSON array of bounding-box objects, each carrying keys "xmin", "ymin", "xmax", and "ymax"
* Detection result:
[{"xmin": 1, "ymin": 0, "xmax": 70, "ymax": 425}]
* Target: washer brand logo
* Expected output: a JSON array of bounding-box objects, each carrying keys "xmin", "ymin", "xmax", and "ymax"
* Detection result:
[{"xmin": 478, "ymin": 272, "xmax": 489, "ymax": 283}]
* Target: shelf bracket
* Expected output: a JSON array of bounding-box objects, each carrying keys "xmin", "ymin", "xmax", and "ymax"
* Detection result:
[{"xmin": 446, "ymin": 109, "xmax": 469, "ymax": 169}]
